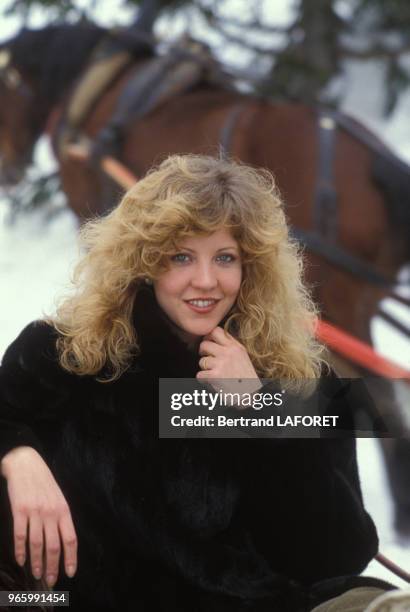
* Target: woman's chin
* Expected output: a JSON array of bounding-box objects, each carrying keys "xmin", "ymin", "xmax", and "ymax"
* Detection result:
[
  {"xmin": 180, "ymin": 316, "xmax": 224, "ymax": 337},
  {"xmin": 183, "ymin": 324, "xmax": 215, "ymax": 338},
  {"xmin": 166, "ymin": 318, "xmax": 215, "ymax": 345},
  {"xmin": 176, "ymin": 310, "xmax": 231, "ymax": 339}
]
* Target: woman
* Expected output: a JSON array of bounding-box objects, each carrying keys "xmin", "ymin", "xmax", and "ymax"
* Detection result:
[{"xmin": 0, "ymin": 154, "xmax": 396, "ymax": 611}]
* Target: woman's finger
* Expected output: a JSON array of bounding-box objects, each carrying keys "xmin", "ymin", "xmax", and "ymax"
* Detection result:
[
  {"xmin": 204, "ymin": 327, "xmax": 231, "ymax": 346},
  {"xmin": 28, "ymin": 512, "xmax": 44, "ymax": 580},
  {"xmin": 59, "ymin": 511, "xmax": 78, "ymax": 578},
  {"xmin": 13, "ymin": 510, "xmax": 28, "ymax": 567},
  {"xmin": 196, "ymin": 369, "xmax": 210, "ymax": 380},
  {"xmin": 43, "ymin": 519, "xmax": 61, "ymax": 587},
  {"xmin": 198, "ymin": 340, "xmax": 222, "ymax": 357},
  {"xmin": 199, "ymin": 356, "xmax": 216, "ymax": 370}
]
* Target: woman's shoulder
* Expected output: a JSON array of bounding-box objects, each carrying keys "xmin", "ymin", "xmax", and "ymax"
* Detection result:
[
  {"xmin": 1, "ymin": 320, "xmax": 68, "ymax": 388},
  {"xmin": 2, "ymin": 320, "xmax": 58, "ymax": 364}
]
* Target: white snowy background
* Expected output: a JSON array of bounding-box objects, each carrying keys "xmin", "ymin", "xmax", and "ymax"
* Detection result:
[{"xmin": 0, "ymin": 0, "xmax": 409, "ymax": 590}]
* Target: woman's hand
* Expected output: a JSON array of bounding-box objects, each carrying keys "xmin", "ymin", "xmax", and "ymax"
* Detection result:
[
  {"xmin": 196, "ymin": 327, "xmax": 262, "ymax": 398},
  {"xmin": 0, "ymin": 446, "xmax": 77, "ymax": 588}
]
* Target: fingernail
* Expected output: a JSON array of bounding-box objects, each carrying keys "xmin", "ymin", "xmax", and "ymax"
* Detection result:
[
  {"xmin": 16, "ymin": 555, "xmax": 25, "ymax": 567},
  {"xmin": 33, "ymin": 567, "xmax": 42, "ymax": 579},
  {"xmin": 46, "ymin": 574, "xmax": 55, "ymax": 587},
  {"xmin": 66, "ymin": 564, "xmax": 76, "ymax": 578}
]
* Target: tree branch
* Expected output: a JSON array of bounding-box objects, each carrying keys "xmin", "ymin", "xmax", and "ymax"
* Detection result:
[
  {"xmin": 195, "ymin": 1, "xmax": 290, "ymax": 34},
  {"xmin": 340, "ymin": 41, "xmax": 410, "ymax": 60},
  {"xmin": 201, "ymin": 12, "xmax": 281, "ymax": 55},
  {"xmin": 210, "ymin": 15, "xmax": 289, "ymax": 34}
]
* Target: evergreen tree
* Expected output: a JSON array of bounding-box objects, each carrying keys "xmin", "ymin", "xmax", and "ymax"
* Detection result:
[{"xmin": 2, "ymin": 0, "xmax": 410, "ymax": 113}]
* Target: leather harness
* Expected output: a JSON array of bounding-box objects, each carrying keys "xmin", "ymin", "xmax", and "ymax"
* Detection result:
[{"xmin": 219, "ymin": 103, "xmax": 408, "ymax": 291}]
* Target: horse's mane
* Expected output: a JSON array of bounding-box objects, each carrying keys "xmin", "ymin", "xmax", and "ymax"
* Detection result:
[
  {"xmin": 1, "ymin": 24, "xmax": 106, "ymax": 103},
  {"xmin": 1, "ymin": 23, "xmax": 153, "ymax": 105}
]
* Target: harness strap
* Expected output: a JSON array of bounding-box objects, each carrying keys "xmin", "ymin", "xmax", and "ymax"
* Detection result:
[
  {"xmin": 308, "ymin": 106, "xmax": 409, "ymax": 288},
  {"xmin": 330, "ymin": 110, "xmax": 410, "ymax": 175},
  {"xmin": 314, "ymin": 111, "xmax": 338, "ymax": 241},
  {"xmin": 219, "ymin": 102, "xmax": 248, "ymax": 157},
  {"xmin": 377, "ymin": 307, "xmax": 410, "ymax": 338},
  {"xmin": 291, "ymin": 227, "xmax": 399, "ymax": 287},
  {"xmin": 218, "ymin": 102, "xmax": 406, "ymax": 290},
  {"xmin": 92, "ymin": 55, "xmax": 173, "ymax": 157},
  {"xmin": 92, "ymin": 46, "xmax": 214, "ymax": 159}
]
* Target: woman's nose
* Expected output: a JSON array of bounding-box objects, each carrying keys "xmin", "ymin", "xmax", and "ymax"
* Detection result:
[{"xmin": 191, "ymin": 263, "xmax": 218, "ymax": 290}]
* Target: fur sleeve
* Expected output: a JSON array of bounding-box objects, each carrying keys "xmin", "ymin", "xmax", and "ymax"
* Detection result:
[{"xmin": 0, "ymin": 321, "xmax": 69, "ymax": 462}]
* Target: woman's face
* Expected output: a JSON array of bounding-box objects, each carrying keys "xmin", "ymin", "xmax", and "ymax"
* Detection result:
[{"xmin": 153, "ymin": 229, "xmax": 242, "ymax": 342}]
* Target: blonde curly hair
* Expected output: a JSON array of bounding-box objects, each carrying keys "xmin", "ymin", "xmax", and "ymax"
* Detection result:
[{"xmin": 47, "ymin": 153, "xmax": 326, "ymax": 385}]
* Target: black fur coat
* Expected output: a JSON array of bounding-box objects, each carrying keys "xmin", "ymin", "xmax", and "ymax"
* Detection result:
[{"xmin": 0, "ymin": 287, "xmax": 384, "ymax": 611}]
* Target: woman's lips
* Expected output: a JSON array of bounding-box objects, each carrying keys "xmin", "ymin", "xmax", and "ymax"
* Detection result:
[{"xmin": 184, "ymin": 299, "xmax": 220, "ymax": 314}]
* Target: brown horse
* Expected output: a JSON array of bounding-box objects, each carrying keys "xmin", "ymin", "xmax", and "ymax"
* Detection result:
[{"xmin": 0, "ymin": 25, "xmax": 410, "ymax": 531}]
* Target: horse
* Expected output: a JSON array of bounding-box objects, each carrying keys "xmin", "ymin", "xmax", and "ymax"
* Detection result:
[{"xmin": 0, "ymin": 24, "xmax": 409, "ymax": 533}]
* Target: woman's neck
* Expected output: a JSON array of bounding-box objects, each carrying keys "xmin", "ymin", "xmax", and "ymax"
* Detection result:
[{"xmin": 156, "ymin": 305, "xmax": 202, "ymax": 353}]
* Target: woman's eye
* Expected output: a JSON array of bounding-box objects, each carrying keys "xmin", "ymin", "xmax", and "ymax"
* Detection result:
[
  {"xmin": 216, "ymin": 254, "xmax": 236, "ymax": 263},
  {"xmin": 171, "ymin": 253, "xmax": 191, "ymax": 264}
]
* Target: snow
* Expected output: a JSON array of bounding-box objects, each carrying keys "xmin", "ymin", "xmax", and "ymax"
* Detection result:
[
  {"xmin": 0, "ymin": 205, "xmax": 79, "ymax": 348},
  {"xmin": 358, "ymin": 438, "xmax": 410, "ymax": 588}
]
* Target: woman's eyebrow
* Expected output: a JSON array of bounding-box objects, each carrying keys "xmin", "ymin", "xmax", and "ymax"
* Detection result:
[{"xmin": 179, "ymin": 246, "xmax": 239, "ymax": 252}]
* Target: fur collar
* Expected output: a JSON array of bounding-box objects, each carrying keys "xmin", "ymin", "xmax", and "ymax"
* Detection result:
[{"xmin": 131, "ymin": 285, "xmax": 201, "ymax": 379}]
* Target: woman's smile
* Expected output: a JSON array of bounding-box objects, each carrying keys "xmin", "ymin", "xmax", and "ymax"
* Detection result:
[{"xmin": 184, "ymin": 298, "xmax": 221, "ymax": 313}]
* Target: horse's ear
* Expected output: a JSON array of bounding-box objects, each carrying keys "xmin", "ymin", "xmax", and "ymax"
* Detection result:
[{"xmin": 0, "ymin": 48, "xmax": 11, "ymax": 70}]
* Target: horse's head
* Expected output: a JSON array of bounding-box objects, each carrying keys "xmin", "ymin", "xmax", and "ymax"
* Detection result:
[
  {"xmin": 0, "ymin": 47, "xmax": 37, "ymax": 184},
  {"xmin": 0, "ymin": 24, "xmax": 107, "ymax": 186}
]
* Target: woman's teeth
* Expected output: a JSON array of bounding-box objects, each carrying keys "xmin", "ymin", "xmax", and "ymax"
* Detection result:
[{"xmin": 188, "ymin": 300, "xmax": 217, "ymax": 307}]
